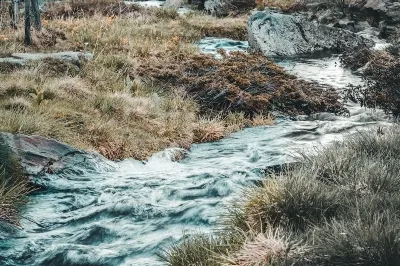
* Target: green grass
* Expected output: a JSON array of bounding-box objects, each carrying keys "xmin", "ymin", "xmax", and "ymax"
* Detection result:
[{"xmin": 162, "ymin": 126, "xmax": 400, "ymax": 266}]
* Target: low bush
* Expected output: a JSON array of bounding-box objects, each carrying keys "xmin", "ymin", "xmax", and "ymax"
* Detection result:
[
  {"xmin": 344, "ymin": 50, "xmax": 400, "ymax": 116},
  {"xmin": 139, "ymin": 52, "xmax": 345, "ymax": 117},
  {"xmin": 343, "ymin": 40, "xmax": 400, "ymax": 117}
]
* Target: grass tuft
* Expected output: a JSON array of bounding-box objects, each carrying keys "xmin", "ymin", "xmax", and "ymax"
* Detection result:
[
  {"xmin": 163, "ymin": 126, "xmax": 400, "ymax": 265},
  {"xmin": 0, "ymin": 166, "xmax": 31, "ymax": 227}
]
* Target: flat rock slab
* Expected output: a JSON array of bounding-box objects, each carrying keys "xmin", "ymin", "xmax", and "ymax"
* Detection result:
[
  {"xmin": 248, "ymin": 10, "xmax": 374, "ymax": 56},
  {"xmin": 0, "ymin": 52, "xmax": 93, "ymax": 67},
  {"xmin": 0, "ymin": 132, "xmax": 114, "ymax": 188}
]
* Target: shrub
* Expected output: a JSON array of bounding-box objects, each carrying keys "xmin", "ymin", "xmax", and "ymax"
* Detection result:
[
  {"xmin": 344, "ymin": 42, "xmax": 400, "ymax": 116},
  {"xmin": 340, "ymin": 44, "xmax": 374, "ymax": 70},
  {"xmin": 139, "ymin": 52, "xmax": 345, "ymax": 117}
]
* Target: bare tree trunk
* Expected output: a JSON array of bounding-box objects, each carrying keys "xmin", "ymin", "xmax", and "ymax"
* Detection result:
[
  {"xmin": 31, "ymin": 0, "xmax": 41, "ymax": 31},
  {"xmin": 25, "ymin": 0, "xmax": 32, "ymax": 45},
  {"xmin": 9, "ymin": 0, "xmax": 19, "ymax": 29}
]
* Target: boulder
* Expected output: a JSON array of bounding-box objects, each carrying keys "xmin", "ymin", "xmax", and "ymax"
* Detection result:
[
  {"xmin": 248, "ymin": 11, "xmax": 374, "ymax": 56},
  {"xmin": 0, "ymin": 133, "xmax": 114, "ymax": 187},
  {"xmin": 204, "ymin": 0, "xmax": 255, "ymax": 16}
]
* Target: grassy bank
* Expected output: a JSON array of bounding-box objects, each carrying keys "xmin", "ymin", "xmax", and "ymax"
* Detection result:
[
  {"xmin": 0, "ymin": 0, "xmax": 344, "ymax": 161},
  {"xmin": 0, "ymin": 1, "xmax": 267, "ymax": 161},
  {"xmin": 162, "ymin": 126, "xmax": 400, "ymax": 265}
]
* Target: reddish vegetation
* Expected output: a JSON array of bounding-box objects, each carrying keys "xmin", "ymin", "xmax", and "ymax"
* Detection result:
[
  {"xmin": 344, "ymin": 49, "xmax": 400, "ymax": 116},
  {"xmin": 139, "ymin": 52, "xmax": 345, "ymax": 117}
]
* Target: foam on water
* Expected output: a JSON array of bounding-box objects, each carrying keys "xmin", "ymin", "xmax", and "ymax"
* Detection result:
[{"xmin": 0, "ymin": 38, "xmax": 392, "ymax": 266}]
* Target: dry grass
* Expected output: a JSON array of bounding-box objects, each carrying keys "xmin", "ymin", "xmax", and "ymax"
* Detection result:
[
  {"xmin": 222, "ymin": 228, "xmax": 308, "ymax": 266},
  {"xmin": 0, "ymin": 166, "xmax": 31, "ymax": 227},
  {"xmin": 163, "ymin": 127, "xmax": 400, "ymax": 265},
  {"xmin": 0, "ymin": 5, "xmax": 262, "ymax": 160}
]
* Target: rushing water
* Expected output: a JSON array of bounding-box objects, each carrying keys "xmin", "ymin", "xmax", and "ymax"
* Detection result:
[{"xmin": 0, "ymin": 38, "xmax": 392, "ymax": 266}]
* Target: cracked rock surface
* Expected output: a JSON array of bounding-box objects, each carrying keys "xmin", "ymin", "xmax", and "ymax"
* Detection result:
[{"xmin": 248, "ymin": 10, "xmax": 374, "ymax": 56}]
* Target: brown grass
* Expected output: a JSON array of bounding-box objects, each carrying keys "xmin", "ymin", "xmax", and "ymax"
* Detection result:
[
  {"xmin": 0, "ymin": 5, "xmax": 261, "ymax": 160},
  {"xmin": 222, "ymin": 228, "xmax": 308, "ymax": 266},
  {"xmin": 139, "ymin": 51, "xmax": 345, "ymax": 117}
]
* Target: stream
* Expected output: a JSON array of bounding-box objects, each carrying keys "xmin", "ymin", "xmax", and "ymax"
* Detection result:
[{"xmin": 0, "ymin": 38, "xmax": 392, "ymax": 266}]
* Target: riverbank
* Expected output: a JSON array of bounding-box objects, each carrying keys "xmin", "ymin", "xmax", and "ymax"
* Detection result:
[
  {"xmin": 0, "ymin": 0, "xmax": 346, "ymax": 162},
  {"xmin": 163, "ymin": 126, "xmax": 400, "ymax": 265}
]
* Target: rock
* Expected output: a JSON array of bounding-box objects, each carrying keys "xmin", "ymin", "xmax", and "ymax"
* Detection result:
[
  {"xmin": 204, "ymin": 0, "xmax": 228, "ymax": 16},
  {"xmin": 349, "ymin": 0, "xmax": 400, "ymax": 25},
  {"xmin": 264, "ymin": 162, "xmax": 301, "ymax": 175},
  {"xmin": 204, "ymin": 0, "xmax": 255, "ymax": 17},
  {"xmin": 0, "ymin": 52, "xmax": 93, "ymax": 74},
  {"xmin": 333, "ymin": 19, "xmax": 356, "ymax": 31},
  {"xmin": 164, "ymin": 0, "xmax": 183, "ymax": 8},
  {"xmin": 0, "ymin": 52, "xmax": 93, "ymax": 67},
  {"xmin": 317, "ymin": 9, "xmax": 339, "ymax": 24},
  {"xmin": 248, "ymin": 10, "xmax": 374, "ymax": 56},
  {"xmin": 0, "ymin": 132, "xmax": 114, "ymax": 187}
]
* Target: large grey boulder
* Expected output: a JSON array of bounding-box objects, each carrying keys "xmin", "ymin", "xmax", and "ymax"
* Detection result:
[
  {"xmin": 0, "ymin": 133, "xmax": 114, "ymax": 187},
  {"xmin": 204, "ymin": 0, "xmax": 255, "ymax": 16},
  {"xmin": 248, "ymin": 11, "xmax": 374, "ymax": 56}
]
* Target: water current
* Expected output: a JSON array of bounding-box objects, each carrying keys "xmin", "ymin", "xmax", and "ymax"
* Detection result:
[{"xmin": 0, "ymin": 38, "xmax": 392, "ymax": 266}]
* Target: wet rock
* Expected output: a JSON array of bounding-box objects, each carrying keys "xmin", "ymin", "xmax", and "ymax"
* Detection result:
[
  {"xmin": 333, "ymin": 19, "xmax": 356, "ymax": 32},
  {"xmin": 248, "ymin": 10, "xmax": 374, "ymax": 56},
  {"xmin": 0, "ymin": 132, "xmax": 113, "ymax": 186},
  {"xmin": 204, "ymin": 0, "xmax": 255, "ymax": 17},
  {"xmin": 264, "ymin": 162, "xmax": 301, "ymax": 175}
]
